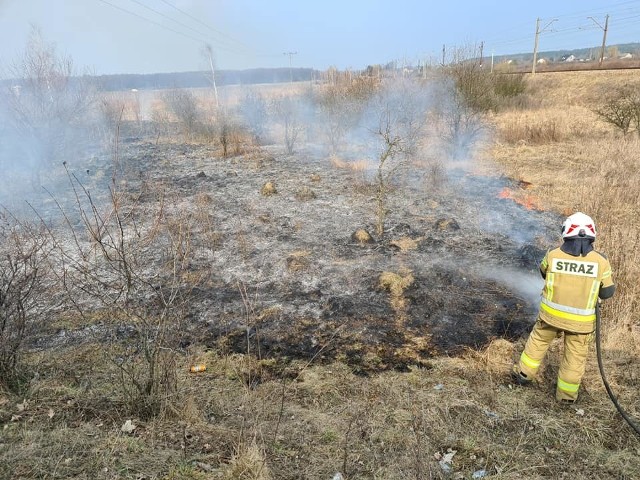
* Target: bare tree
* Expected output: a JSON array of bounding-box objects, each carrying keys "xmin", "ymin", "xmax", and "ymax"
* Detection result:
[
  {"xmin": 202, "ymin": 43, "xmax": 219, "ymax": 109},
  {"xmin": 2, "ymin": 27, "xmax": 95, "ymax": 186},
  {"xmin": 366, "ymin": 79, "xmax": 430, "ymax": 236}
]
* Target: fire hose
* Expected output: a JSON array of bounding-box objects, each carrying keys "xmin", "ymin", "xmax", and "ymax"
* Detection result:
[{"xmin": 595, "ymin": 303, "xmax": 640, "ymax": 436}]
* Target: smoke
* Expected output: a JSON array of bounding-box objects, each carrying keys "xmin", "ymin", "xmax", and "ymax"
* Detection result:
[
  {"xmin": 482, "ymin": 266, "xmax": 544, "ymax": 305},
  {"xmin": 0, "ymin": 28, "xmax": 103, "ymax": 217}
]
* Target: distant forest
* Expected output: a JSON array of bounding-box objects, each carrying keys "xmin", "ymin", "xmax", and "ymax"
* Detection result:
[{"xmin": 93, "ymin": 67, "xmax": 319, "ymax": 91}]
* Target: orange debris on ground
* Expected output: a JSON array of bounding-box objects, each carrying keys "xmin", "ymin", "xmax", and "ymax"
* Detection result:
[{"xmin": 497, "ymin": 187, "xmax": 543, "ymax": 211}]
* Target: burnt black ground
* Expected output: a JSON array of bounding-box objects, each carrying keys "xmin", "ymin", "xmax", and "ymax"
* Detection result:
[
  {"xmin": 24, "ymin": 136, "xmax": 562, "ymax": 374},
  {"xmin": 102, "ymin": 139, "xmax": 559, "ymax": 373}
]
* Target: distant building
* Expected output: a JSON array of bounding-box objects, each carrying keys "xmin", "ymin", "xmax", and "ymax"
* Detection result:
[{"xmin": 620, "ymin": 53, "xmax": 633, "ymax": 59}]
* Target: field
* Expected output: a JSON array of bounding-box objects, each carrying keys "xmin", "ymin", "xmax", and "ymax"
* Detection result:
[{"xmin": 1, "ymin": 69, "xmax": 640, "ymax": 480}]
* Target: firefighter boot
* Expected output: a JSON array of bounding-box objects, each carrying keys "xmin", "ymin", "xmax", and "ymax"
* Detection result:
[{"xmin": 511, "ymin": 368, "xmax": 532, "ymax": 386}]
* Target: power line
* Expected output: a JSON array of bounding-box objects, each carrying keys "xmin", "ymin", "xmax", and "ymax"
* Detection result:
[
  {"xmin": 126, "ymin": 0, "xmax": 248, "ymax": 54},
  {"xmin": 126, "ymin": 0, "xmax": 211, "ymax": 41},
  {"xmin": 486, "ymin": 4, "xmax": 640, "ymax": 56},
  {"xmin": 539, "ymin": 0, "xmax": 640, "ymax": 22},
  {"xmin": 157, "ymin": 0, "xmax": 251, "ymax": 51},
  {"xmin": 96, "ymin": 0, "xmax": 207, "ymax": 44},
  {"xmin": 96, "ymin": 0, "xmax": 250, "ymax": 56}
]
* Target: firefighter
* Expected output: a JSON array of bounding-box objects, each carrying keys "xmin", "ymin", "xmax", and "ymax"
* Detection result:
[{"xmin": 513, "ymin": 212, "xmax": 615, "ymax": 402}]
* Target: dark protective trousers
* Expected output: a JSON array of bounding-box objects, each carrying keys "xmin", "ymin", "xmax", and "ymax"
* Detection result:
[{"xmin": 516, "ymin": 317, "xmax": 592, "ymax": 401}]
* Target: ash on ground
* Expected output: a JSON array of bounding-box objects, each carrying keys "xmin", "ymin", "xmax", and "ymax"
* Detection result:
[{"xmin": 41, "ymin": 140, "xmax": 560, "ymax": 374}]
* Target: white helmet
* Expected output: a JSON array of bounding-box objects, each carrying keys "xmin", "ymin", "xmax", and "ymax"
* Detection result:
[{"xmin": 562, "ymin": 212, "xmax": 596, "ymax": 239}]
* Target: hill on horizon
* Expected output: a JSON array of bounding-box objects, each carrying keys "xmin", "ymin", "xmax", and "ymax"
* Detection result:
[{"xmin": 493, "ymin": 41, "xmax": 640, "ymax": 64}]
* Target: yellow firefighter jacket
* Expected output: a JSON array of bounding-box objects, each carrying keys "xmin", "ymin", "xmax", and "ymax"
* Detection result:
[{"xmin": 538, "ymin": 247, "xmax": 614, "ymax": 333}]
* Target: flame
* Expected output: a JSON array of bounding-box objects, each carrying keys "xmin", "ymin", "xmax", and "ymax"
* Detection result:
[{"xmin": 497, "ymin": 187, "xmax": 542, "ymax": 211}]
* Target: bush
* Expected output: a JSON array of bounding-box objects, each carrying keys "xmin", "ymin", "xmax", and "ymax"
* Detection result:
[
  {"xmin": 162, "ymin": 89, "xmax": 201, "ymax": 139},
  {"xmin": 492, "ymin": 73, "xmax": 528, "ymax": 98},
  {"xmin": 238, "ymin": 91, "xmax": 268, "ymax": 144},
  {"xmin": 313, "ymin": 77, "xmax": 380, "ymax": 155},
  {"xmin": 595, "ymin": 86, "xmax": 640, "ymax": 136},
  {"xmin": 0, "ymin": 215, "xmax": 51, "ymax": 391},
  {"xmin": 446, "ymin": 60, "xmax": 495, "ymax": 113},
  {"xmin": 47, "ymin": 168, "xmax": 203, "ymax": 418},
  {"xmin": 271, "ymin": 95, "xmax": 307, "ymax": 155},
  {"xmin": 446, "ymin": 61, "xmax": 529, "ymax": 113}
]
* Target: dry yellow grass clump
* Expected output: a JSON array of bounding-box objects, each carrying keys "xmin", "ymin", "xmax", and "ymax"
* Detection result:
[
  {"xmin": 379, "ymin": 268, "xmax": 414, "ymax": 323},
  {"xmin": 260, "ymin": 181, "xmax": 278, "ymax": 196}
]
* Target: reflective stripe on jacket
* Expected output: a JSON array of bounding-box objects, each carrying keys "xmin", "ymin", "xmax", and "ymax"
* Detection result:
[{"xmin": 538, "ymin": 247, "xmax": 614, "ymax": 333}]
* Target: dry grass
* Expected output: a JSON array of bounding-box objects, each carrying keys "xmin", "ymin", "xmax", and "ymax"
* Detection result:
[
  {"xmin": 260, "ymin": 181, "xmax": 278, "ymax": 196},
  {"xmin": 286, "ymin": 250, "xmax": 311, "ymax": 272},
  {"xmin": 389, "ymin": 236, "xmax": 423, "ymax": 252},
  {"xmin": 350, "ymin": 228, "xmax": 373, "ymax": 244},
  {"xmin": 329, "ymin": 155, "xmax": 370, "ymax": 173},
  {"xmin": 4, "ymin": 339, "xmax": 639, "ymax": 479},
  {"xmin": 379, "ymin": 269, "xmax": 415, "ymax": 323},
  {"xmin": 489, "ymin": 70, "xmax": 640, "ymax": 376}
]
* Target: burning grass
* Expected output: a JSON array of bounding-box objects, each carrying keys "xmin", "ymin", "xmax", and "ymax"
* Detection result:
[{"xmin": 497, "ymin": 186, "xmax": 544, "ymax": 211}]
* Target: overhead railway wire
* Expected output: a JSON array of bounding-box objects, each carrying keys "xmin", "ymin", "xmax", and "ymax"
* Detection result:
[
  {"xmin": 483, "ymin": 1, "xmax": 639, "ymax": 54},
  {"xmin": 96, "ymin": 0, "xmax": 253, "ymax": 57},
  {"xmin": 157, "ymin": 0, "xmax": 253, "ymax": 52}
]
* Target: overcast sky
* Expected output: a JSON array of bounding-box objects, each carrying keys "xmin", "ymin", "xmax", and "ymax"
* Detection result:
[{"xmin": 1, "ymin": 0, "xmax": 638, "ymax": 75}]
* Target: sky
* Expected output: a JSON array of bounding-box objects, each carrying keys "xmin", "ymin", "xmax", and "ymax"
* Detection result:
[{"xmin": 0, "ymin": 0, "xmax": 639, "ymax": 75}]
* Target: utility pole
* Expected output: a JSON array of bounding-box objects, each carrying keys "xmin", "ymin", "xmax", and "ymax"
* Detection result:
[
  {"xmin": 588, "ymin": 14, "xmax": 609, "ymax": 67},
  {"xmin": 283, "ymin": 51, "xmax": 298, "ymax": 83},
  {"xmin": 491, "ymin": 50, "xmax": 494, "ymax": 73},
  {"xmin": 479, "ymin": 41, "xmax": 484, "ymax": 67},
  {"xmin": 204, "ymin": 44, "xmax": 219, "ymax": 109},
  {"xmin": 441, "ymin": 44, "xmax": 446, "ymax": 67},
  {"xmin": 532, "ymin": 17, "xmax": 557, "ymax": 75}
]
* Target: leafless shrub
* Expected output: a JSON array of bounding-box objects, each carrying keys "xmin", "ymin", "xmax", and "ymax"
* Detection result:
[
  {"xmin": 238, "ymin": 90, "xmax": 268, "ymax": 144},
  {"xmin": 162, "ymin": 88, "xmax": 201, "ymax": 140},
  {"xmin": 98, "ymin": 97, "xmax": 126, "ymax": 153},
  {"xmin": 150, "ymin": 102, "xmax": 173, "ymax": 144},
  {"xmin": 0, "ymin": 214, "xmax": 52, "ymax": 391},
  {"xmin": 271, "ymin": 95, "xmax": 306, "ymax": 155},
  {"xmin": 446, "ymin": 50, "xmax": 529, "ymax": 114},
  {"xmin": 434, "ymin": 76, "xmax": 486, "ymax": 159},
  {"xmin": 594, "ymin": 86, "xmax": 640, "ymax": 137},
  {"xmin": 492, "ymin": 73, "xmax": 528, "ymax": 99},
  {"xmin": 216, "ymin": 110, "xmax": 253, "ymax": 157},
  {"xmin": 37, "ymin": 158, "xmax": 206, "ymax": 418},
  {"xmin": 446, "ymin": 55, "xmax": 496, "ymax": 113}
]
